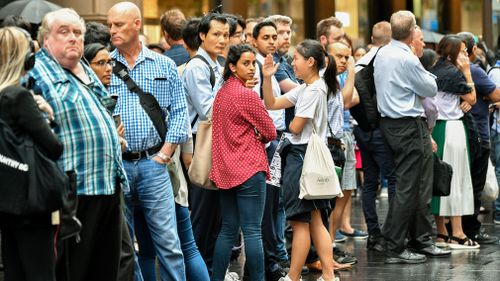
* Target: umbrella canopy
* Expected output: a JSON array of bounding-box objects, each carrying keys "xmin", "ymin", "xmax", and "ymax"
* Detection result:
[
  {"xmin": 422, "ymin": 29, "xmax": 445, "ymax": 44},
  {"xmin": 0, "ymin": 0, "xmax": 62, "ymax": 24}
]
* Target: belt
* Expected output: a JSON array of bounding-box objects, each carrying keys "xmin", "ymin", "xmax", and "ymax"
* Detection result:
[{"xmin": 122, "ymin": 143, "xmax": 163, "ymax": 161}]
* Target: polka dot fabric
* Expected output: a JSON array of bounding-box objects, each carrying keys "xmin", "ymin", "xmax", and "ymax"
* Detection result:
[{"xmin": 209, "ymin": 76, "xmax": 277, "ymax": 189}]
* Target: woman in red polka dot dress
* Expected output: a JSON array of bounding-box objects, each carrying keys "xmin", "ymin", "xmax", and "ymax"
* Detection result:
[
  {"xmin": 261, "ymin": 40, "xmax": 340, "ymax": 281},
  {"xmin": 209, "ymin": 44, "xmax": 277, "ymax": 281}
]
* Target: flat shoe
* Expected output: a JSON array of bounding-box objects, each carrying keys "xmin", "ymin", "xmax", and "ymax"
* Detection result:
[{"xmin": 449, "ymin": 236, "xmax": 480, "ymax": 249}]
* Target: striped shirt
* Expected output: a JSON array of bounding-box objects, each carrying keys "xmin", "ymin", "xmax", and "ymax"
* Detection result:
[
  {"xmin": 109, "ymin": 45, "xmax": 189, "ymax": 150},
  {"xmin": 29, "ymin": 49, "xmax": 127, "ymax": 195}
]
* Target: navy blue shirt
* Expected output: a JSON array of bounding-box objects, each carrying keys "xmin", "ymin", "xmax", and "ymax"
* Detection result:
[
  {"xmin": 164, "ymin": 44, "xmax": 189, "ymax": 66},
  {"xmin": 470, "ymin": 63, "xmax": 497, "ymax": 142},
  {"xmin": 273, "ymin": 53, "xmax": 298, "ymax": 131}
]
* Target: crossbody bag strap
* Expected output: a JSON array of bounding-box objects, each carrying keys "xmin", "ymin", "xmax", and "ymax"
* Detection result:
[{"xmin": 113, "ymin": 60, "xmax": 167, "ymax": 142}]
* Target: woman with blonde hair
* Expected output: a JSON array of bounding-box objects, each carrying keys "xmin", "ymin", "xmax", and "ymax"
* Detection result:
[{"xmin": 0, "ymin": 26, "xmax": 63, "ymax": 281}]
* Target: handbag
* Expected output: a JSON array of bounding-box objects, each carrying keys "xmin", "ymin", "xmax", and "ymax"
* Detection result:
[
  {"xmin": 299, "ymin": 126, "xmax": 343, "ymax": 200},
  {"xmin": 432, "ymin": 154, "xmax": 452, "ymax": 197},
  {"xmin": 188, "ymin": 108, "xmax": 217, "ymax": 190},
  {"xmin": 481, "ymin": 158, "xmax": 499, "ymax": 202},
  {"xmin": 327, "ymin": 121, "xmax": 346, "ymax": 167},
  {"xmin": 0, "ymin": 117, "xmax": 67, "ymax": 215}
]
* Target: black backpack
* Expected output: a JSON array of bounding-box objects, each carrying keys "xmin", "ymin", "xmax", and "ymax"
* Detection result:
[{"xmin": 350, "ymin": 47, "xmax": 383, "ymax": 132}]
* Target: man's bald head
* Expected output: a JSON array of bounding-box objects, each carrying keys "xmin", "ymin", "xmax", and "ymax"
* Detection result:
[
  {"xmin": 327, "ymin": 41, "xmax": 351, "ymax": 73},
  {"xmin": 371, "ymin": 21, "xmax": 391, "ymax": 46},
  {"xmin": 109, "ymin": 2, "xmax": 141, "ymax": 20},
  {"xmin": 108, "ymin": 1, "xmax": 142, "ymax": 50}
]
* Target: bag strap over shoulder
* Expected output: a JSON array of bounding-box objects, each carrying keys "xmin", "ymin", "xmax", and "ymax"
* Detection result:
[
  {"xmin": 187, "ymin": 55, "xmax": 216, "ymax": 128},
  {"xmin": 113, "ymin": 60, "xmax": 167, "ymax": 141}
]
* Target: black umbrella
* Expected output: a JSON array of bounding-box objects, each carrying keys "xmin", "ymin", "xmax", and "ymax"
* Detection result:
[{"xmin": 0, "ymin": 0, "xmax": 62, "ymax": 24}]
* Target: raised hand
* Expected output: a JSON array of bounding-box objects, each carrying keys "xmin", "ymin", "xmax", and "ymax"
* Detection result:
[{"xmin": 262, "ymin": 54, "xmax": 280, "ymax": 78}]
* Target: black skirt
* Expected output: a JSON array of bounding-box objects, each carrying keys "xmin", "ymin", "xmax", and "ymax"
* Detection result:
[{"xmin": 280, "ymin": 142, "xmax": 331, "ymax": 222}]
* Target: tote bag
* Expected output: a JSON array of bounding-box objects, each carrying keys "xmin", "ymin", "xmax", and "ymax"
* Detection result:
[
  {"xmin": 188, "ymin": 109, "xmax": 217, "ymax": 190},
  {"xmin": 299, "ymin": 129, "xmax": 343, "ymax": 200}
]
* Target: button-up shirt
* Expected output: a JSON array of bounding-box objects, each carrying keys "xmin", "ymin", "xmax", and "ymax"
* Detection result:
[
  {"xmin": 29, "ymin": 49, "xmax": 128, "ymax": 195},
  {"xmin": 374, "ymin": 40, "xmax": 437, "ymax": 118},
  {"xmin": 255, "ymin": 53, "xmax": 286, "ymax": 131},
  {"xmin": 109, "ymin": 45, "xmax": 189, "ymax": 151},
  {"xmin": 182, "ymin": 47, "xmax": 224, "ymax": 133}
]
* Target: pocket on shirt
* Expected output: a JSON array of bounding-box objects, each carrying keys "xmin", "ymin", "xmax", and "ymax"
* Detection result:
[{"xmin": 57, "ymin": 83, "xmax": 81, "ymax": 104}]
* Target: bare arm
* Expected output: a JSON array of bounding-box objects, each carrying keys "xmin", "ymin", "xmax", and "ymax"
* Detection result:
[
  {"xmin": 342, "ymin": 57, "xmax": 356, "ymax": 109},
  {"xmin": 289, "ymin": 116, "xmax": 309, "ymax": 135}
]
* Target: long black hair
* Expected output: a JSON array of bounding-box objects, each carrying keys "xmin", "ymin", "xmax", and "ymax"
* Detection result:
[
  {"xmin": 295, "ymin": 39, "xmax": 338, "ymax": 97},
  {"xmin": 222, "ymin": 43, "xmax": 257, "ymax": 81}
]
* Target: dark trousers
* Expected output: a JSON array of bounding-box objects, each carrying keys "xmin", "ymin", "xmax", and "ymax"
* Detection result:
[
  {"xmin": 1, "ymin": 218, "xmax": 55, "ymax": 281},
  {"xmin": 353, "ymin": 127, "xmax": 396, "ymax": 236},
  {"xmin": 462, "ymin": 142, "xmax": 490, "ymax": 237},
  {"xmin": 190, "ymin": 133, "xmax": 222, "ymax": 272},
  {"xmin": 118, "ymin": 211, "xmax": 135, "ymax": 281},
  {"xmin": 57, "ymin": 191, "xmax": 122, "ymax": 281},
  {"xmin": 379, "ymin": 117, "xmax": 434, "ymax": 253}
]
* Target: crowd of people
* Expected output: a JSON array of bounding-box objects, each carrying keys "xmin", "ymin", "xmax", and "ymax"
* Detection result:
[{"xmin": 0, "ymin": 2, "xmax": 499, "ymax": 281}]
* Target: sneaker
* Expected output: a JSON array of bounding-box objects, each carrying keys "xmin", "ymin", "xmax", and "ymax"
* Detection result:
[
  {"xmin": 494, "ymin": 216, "xmax": 500, "ymax": 225},
  {"xmin": 339, "ymin": 229, "xmax": 368, "ymax": 239},
  {"xmin": 473, "ymin": 232, "xmax": 498, "ymax": 244},
  {"xmin": 279, "ymin": 275, "xmax": 303, "ymax": 281},
  {"xmin": 366, "ymin": 235, "xmax": 385, "ymax": 252},
  {"xmin": 317, "ymin": 276, "xmax": 340, "ymax": 281},
  {"xmin": 333, "ymin": 247, "xmax": 357, "ymax": 265},
  {"xmin": 225, "ymin": 271, "xmax": 240, "ymax": 281},
  {"xmin": 334, "ymin": 230, "xmax": 347, "ymax": 243},
  {"xmin": 268, "ymin": 266, "xmax": 287, "ymax": 281},
  {"xmin": 385, "ymin": 249, "xmax": 426, "ymax": 264}
]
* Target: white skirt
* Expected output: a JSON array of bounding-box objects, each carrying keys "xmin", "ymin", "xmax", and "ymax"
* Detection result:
[{"xmin": 439, "ymin": 120, "xmax": 474, "ymax": 216}]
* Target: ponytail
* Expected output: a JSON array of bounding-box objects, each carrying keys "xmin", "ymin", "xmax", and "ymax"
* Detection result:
[{"xmin": 323, "ymin": 53, "xmax": 339, "ymax": 98}]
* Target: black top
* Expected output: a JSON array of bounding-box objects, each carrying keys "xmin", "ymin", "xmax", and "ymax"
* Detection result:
[
  {"xmin": 0, "ymin": 85, "xmax": 63, "ymax": 160},
  {"xmin": 430, "ymin": 58, "xmax": 472, "ymax": 95}
]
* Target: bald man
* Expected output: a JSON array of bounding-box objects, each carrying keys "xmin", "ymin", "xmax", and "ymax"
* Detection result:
[{"xmin": 108, "ymin": 2, "xmax": 189, "ymax": 280}]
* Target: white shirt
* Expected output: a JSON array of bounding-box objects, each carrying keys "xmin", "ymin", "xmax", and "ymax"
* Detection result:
[
  {"xmin": 254, "ymin": 53, "xmax": 286, "ymax": 131},
  {"xmin": 284, "ymin": 78, "xmax": 328, "ymax": 144},
  {"xmin": 435, "ymin": 91, "xmax": 463, "ymax": 120}
]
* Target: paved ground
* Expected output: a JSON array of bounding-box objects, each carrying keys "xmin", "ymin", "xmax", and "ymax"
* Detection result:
[
  {"xmin": 1, "ymin": 192, "xmax": 498, "ymax": 281},
  {"xmin": 230, "ymin": 192, "xmax": 500, "ymax": 281}
]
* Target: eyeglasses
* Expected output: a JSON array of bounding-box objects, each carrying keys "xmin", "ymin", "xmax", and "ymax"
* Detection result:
[{"xmin": 91, "ymin": 59, "xmax": 114, "ymax": 68}]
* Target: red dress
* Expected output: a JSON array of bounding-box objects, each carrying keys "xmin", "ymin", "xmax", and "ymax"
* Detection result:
[{"xmin": 210, "ymin": 76, "xmax": 277, "ymax": 189}]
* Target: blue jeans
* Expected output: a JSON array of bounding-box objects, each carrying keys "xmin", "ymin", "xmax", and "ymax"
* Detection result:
[
  {"xmin": 212, "ymin": 172, "xmax": 266, "ymax": 281},
  {"xmin": 354, "ymin": 127, "xmax": 396, "ymax": 236},
  {"xmin": 490, "ymin": 130, "xmax": 500, "ymax": 216},
  {"xmin": 135, "ymin": 204, "xmax": 210, "ymax": 281},
  {"xmin": 123, "ymin": 158, "xmax": 185, "ymax": 281}
]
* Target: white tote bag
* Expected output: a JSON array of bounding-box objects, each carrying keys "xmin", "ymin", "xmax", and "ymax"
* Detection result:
[
  {"xmin": 299, "ymin": 130, "xmax": 343, "ymax": 200},
  {"xmin": 481, "ymin": 159, "xmax": 499, "ymax": 202}
]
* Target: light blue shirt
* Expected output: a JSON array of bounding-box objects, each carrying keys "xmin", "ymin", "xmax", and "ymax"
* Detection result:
[
  {"xmin": 182, "ymin": 48, "xmax": 224, "ymax": 133},
  {"xmin": 374, "ymin": 40, "xmax": 437, "ymax": 118}
]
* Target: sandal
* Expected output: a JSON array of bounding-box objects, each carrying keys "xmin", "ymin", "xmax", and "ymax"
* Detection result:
[
  {"xmin": 448, "ymin": 236, "xmax": 480, "ymax": 249},
  {"xmin": 333, "ymin": 260, "xmax": 351, "ymax": 272},
  {"xmin": 436, "ymin": 233, "xmax": 449, "ymax": 248}
]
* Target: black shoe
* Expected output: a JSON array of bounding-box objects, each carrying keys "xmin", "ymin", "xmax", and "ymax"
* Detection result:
[
  {"xmin": 384, "ymin": 249, "xmax": 427, "ymax": 264},
  {"xmin": 267, "ymin": 266, "xmax": 287, "ymax": 281},
  {"xmin": 412, "ymin": 245, "xmax": 451, "ymax": 257},
  {"xmin": 301, "ymin": 266, "xmax": 309, "ymax": 275},
  {"xmin": 334, "ymin": 247, "xmax": 358, "ymax": 265},
  {"xmin": 367, "ymin": 235, "xmax": 385, "ymax": 252},
  {"xmin": 473, "ymin": 232, "xmax": 498, "ymax": 244}
]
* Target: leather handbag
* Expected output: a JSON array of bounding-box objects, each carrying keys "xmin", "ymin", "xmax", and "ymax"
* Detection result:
[
  {"xmin": 432, "ymin": 154, "xmax": 452, "ymax": 197},
  {"xmin": 188, "ymin": 108, "xmax": 217, "ymax": 190},
  {"xmin": 299, "ymin": 127, "xmax": 343, "ymax": 200},
  {"xmin": 327, "ymin": 121, "xmax": 346, "ymax": 167}
]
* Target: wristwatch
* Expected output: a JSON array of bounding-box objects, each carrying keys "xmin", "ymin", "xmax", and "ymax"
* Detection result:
[{"xmin": 157, "ymin": 151, "xmax": 171, "ymax": 163}]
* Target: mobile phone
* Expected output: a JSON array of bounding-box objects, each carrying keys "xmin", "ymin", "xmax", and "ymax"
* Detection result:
[{"xmin": 113, "ymin": 114, "xmax": 121, "ymax": 127}]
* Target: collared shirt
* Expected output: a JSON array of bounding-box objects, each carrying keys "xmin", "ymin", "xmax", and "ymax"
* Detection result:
[
  {"xmin": 374, "ymin": 40, "xmax": 437, "ymax": 118},
  {"xmin": 164, "ymin": 44, "xmax": 190, "ymax": 66},
  {"xmin": 273, "ymin": 53, "xmax": 297, "ymax": 84},
  {"xmin": 210, "ymin": 76, "xmax": 276, "ymax": 188},
  {"xmin": 254, "ymin": 53, "xmax": 286, "ymax": 131},
  {"xmin": 182, "ymin": 47, "xmax": 224, "ymax": 133},
  {"xmin": 110, "ymin": 45, "xmax": 189, "ymax": 151},
  {"xmin": 29, "ymin": 48, "xmax": 127, "ymax": 196}
]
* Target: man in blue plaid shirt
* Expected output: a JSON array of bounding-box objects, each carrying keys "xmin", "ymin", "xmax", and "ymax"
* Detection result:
[
  {"xmin": 29, "ymin": 8, "xmax": 128, "ymax": 281},
  {"xmin": 108, "ymin": 2, "xmax": 189, "ymax": 280}
]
